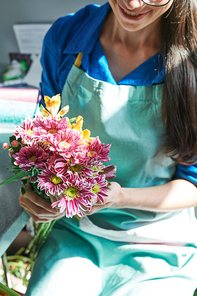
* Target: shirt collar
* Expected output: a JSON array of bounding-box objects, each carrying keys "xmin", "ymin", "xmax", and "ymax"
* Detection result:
[{"xmin": 63, "ymin": 3, "xmax": 110, "ymax": 55}]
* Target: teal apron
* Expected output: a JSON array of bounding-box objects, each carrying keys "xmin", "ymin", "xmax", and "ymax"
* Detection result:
[{"xmin": 25, "ymin": 55, "xmax": 197, "ymax": 296}]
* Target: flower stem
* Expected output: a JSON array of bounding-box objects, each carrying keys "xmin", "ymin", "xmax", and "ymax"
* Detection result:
[
  {"xmin": 7, "ymin": 255, "xmax": 32, "ymax": 263},
  {"xmin": 24, "ymin": 219, "xmax": 59, "ymax": 272},
  {"xmin": 0, "ymin": 283, "xmax": 21, "ymax": 296}
]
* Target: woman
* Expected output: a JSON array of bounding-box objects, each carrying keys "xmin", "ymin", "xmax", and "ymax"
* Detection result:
[{"xmin": 21, "ymin": 0, "xmax": 197, "ymax": 295}]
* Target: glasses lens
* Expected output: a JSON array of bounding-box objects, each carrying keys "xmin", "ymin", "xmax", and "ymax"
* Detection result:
[{"xmin": 142, "ymin": 0, "xmax": 171, "ymax": 6}]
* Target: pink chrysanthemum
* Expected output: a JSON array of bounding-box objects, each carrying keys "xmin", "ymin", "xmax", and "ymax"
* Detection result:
[
  {"xmin": 51, "ymin": 172, "xmax": 96, "ymax": 217},
  {"xmin": 45, "ymin": 153, "xmax": 64, "ymax": 172},
  {"xmin": 68, "ymin": 163, "xmax": 98, "ymax": 178},
  {"xmin": 51, "ymin": 156, "xmax": 69, "ymax": 176},
  {"xmin": 35, "ymin": 141, "xmax": 51, "ymax": 154},
  {"xmin": 90, "ymin": 174, "xmax": 109, "ymax": 204},
  {"xmin": 49, "ymin": 129, "xmax": 86, "ymax": 159},
  {"xmin": 37, "ymin": 168, "xmax": 65, "ymax": 195},
  {"xmin": 88, "ymin": 161, "xmax": 105, "ymax": 175},
  {"xmin": 86, "ymin": 137, "xmax": 111, "ymax": 164},
  {"xmin": 14, "ymin": 117, "xmax": 35, "ymax": 143},
  {"xmin": 13, "ymin": 145, "xmax": 49, "ymax": 171},
  {"xmin": 54, "ymin": 156, "xmax": 101, "ymax": 179},
  {"xmin": 32, "ymin": 116, "xmax": 69, "ymax": 142}
]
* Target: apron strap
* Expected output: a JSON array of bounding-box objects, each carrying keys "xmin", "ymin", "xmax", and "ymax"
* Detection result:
[{"xmin": 74, "ymin": 53, "xmax": 83, "ymax": 68}]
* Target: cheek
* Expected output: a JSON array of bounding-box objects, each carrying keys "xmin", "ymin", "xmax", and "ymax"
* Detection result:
[
  {"xmin": 150, "ymin": 6, "xmax": 171, "ymax": 22},
  {"xmin": 156, "ymin": 2, "xmax": 174, "ymax": 17}
]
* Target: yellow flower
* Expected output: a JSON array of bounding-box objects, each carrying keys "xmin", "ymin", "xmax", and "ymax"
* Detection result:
[
  {"xmin": 44, "ymin": 94, "xmax": 61, "ymax": 118},
  {"xmin": 40, "ymin": 94, "xmax": 69, "ymax": 119},
  {"xmin": 81, "ymin": 129, "xmax": 92, "ymax": 143},
  {"xmin": 72, "ymin": 116, "xmax": 83, "ymax": 131},
  {"xmin": 57, "ymin": 105, "xmax": 69, "ymax": 118},
  {"xmin": 71, "ymin": 116, "xmax": 92, "ymax": 143}
]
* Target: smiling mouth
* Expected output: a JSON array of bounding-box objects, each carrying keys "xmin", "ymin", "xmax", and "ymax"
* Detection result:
[
  {"xmin": 118, "ymin": 4, "xmax": 149, "ymax": 19},
  {"xmin": 123, "ymin": 9, "xmax": 141, "ymax": 16}
]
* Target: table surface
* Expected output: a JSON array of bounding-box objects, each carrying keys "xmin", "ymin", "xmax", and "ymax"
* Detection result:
[
  {"xmin": 0, "ymin": 131, "xmax": 30, "ymax": 256},
  {"xmin": 0, "ymin": 88, "xmax": 38, "ymax": 256}
]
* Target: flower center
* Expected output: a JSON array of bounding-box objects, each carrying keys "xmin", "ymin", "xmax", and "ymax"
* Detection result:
[
  {"xmin": 71, "ymin": 164, "xmax": 81, "ymax": 172},
  {"xmin": 48, "ymin": 128, "xmax": 57, "ymax": 134},
  {"xmin": 65, "ymin": 187, "xmax": 79, "ymax": 200},
  {"xmin": 91, "ymin": 166, "xmax": 99, "ymax": 171},
  {"xmin": 87, "ymin": 151, "xmax": 97, "ymax": 157},
  {"xmin": 44, "ymin": 141, "xmax": 51, "ymax": 145},
  {"xmin": 59, "ymin": 141, "xmax": 71, "ymax": 148},
  {"xmin": 26, "ymin": 129, "xmax": 34, "ymax": 135},
  {"xmin": 51, "ymin": 175, "xmax": 62, "ymax": 184},
  {"xmin": 28, "ymin": 156, "xmax": 36, "ymax": 162},
  {"xmin": 92, "ymin": 184, "xmax": 100, "ymax": 194}
]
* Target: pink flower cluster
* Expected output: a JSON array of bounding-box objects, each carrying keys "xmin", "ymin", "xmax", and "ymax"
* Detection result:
[{"xmin": 8, "ymin": 111, "xmax": 115, "ymax": 218}]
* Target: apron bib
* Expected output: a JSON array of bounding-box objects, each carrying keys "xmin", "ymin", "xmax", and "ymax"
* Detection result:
[{"xmin": 61, "ymin": 59, "xmax": 197, "ymax": 246}]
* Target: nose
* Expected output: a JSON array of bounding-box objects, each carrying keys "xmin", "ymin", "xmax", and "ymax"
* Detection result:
[{"xmin": 125, "ymin": 0, "xmax": 144, "ymax": 9}]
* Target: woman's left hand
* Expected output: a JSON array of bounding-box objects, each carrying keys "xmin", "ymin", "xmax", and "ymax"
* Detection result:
[{"xmin": 85, "ymin": 182, "xmax": 122, "ymax": 215}]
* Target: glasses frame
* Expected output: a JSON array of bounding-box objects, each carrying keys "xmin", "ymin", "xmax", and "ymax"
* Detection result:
[{"xmin": 142, "ymin": 0, "xmax": 172, "ymax": 7}]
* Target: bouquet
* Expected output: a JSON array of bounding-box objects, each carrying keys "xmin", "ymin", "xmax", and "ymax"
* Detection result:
[{"xmin": 1, "ymin": 94, "xmax": 116, "ymax": 265}]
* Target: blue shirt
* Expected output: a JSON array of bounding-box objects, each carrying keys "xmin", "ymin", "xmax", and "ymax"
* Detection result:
[{"xmin": 40, "ymin": 2, "xmax": 197, "ymax": 186}]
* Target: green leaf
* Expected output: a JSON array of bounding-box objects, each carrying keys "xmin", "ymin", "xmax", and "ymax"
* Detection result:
[
  {"xmin": 0, "ymin": 170, "xmax": 29, "ymax": 185},
  {"xmin": 22, "ymin": 178, "xmax": 28, "ymax": 185},
  {"xmin": 9, "ymin": 135, "xmax": 16, "ymax": 144},
  {"xmin": 69, "ymin": 117, "xmax": 77, "ymax": 123},
  {"xmin": 7, "ymin": 165, "xmax": 21, "ymax": 171},
  {"xmin": 39, "ymin": 104, "xmax": 48, "ymax": 117},
  {"xmin": 39, "ymin": 104, "xmax": 45, "ymax": 112},
  {"xmin": 21, "ymin": 186, "xmax": 26, "ymax": 195},
  {"xmin": 31, "ymin": 166, "xmax": 39, "ymax": 177}
]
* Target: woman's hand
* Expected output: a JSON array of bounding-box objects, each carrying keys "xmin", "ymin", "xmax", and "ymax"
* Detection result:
[
  {"xmin": 19, "ymin": 183, "xmax": 66, "ymax": 223},
  {"xmin": 86, "ymin": 182, "xmax": 123, "ymax": 215}
]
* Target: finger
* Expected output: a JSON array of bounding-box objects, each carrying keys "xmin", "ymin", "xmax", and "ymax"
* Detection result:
[
  {"xmin": 48, "ymin": 192, "xmax": 62, "ymax": 204},
  {"xmin": 19, "ymin": 194, "xmax": 62, "ymax": 218},
  {"xmin": 86, "ymin": 202, "xmax": 111, "ymax": 216},
  {"xmin": 94, "ymin": 199, "xmax": 105, "ymax": 206},
  {"xmin": 20, "ymin": 186, "xmax": 58, "ymax": 214},
  {"xmin": 24, "ymin": 209, "xmax": 59, "ymax": 223},
  {"xmin": 86, "ymin": 205, "xmax": 102, "ymax": 215},
  {"xmin": 23, "ymin": 203, "xmax": 66, "ymax": 221}
]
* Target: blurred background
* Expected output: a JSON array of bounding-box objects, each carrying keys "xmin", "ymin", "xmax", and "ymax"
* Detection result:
[{"xmin": 0, "ymin": 0, "xmax": 106, "ymax": 76}]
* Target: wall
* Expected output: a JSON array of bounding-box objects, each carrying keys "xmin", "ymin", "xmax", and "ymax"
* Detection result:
[{"xmin": 0, "ymin": 0, "xmax": 106, "ymax": 70}]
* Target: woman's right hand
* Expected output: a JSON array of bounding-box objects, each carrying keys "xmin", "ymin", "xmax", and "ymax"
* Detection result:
[{"xmin": 19, "ymin": 183, "xmax": 66, "ymax": 223}]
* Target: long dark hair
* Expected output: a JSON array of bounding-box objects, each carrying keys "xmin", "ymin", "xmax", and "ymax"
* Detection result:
[{"xmin": 161, "ymin": 0, "xmax": 197, "ymax": 164}]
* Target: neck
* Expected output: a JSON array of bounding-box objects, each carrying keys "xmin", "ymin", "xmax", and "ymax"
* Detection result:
[{"xmin": 101, "ymin": 10, "xmax": 162, "ymax": 52}]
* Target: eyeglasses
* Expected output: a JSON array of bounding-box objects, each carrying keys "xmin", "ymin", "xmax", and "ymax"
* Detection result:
[{"xmin": 142, "ymin": 0, "xmax": 172, "ymax": 7}]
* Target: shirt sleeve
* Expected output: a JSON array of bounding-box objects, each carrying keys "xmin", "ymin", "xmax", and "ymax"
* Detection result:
[
  {"xmin": 39, "ymin": 6, "xmax": 89, "ymax": 107},
  {"xmin": 173, "ymin": 163, "xmax": 197, "ymax": 186},
  {"xmin": 39, "ymin": 19, "xmax": 63, "ymax": 106}
]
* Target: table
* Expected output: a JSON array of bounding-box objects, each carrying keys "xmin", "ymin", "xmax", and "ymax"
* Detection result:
[
  {"xmin": 0, "ymin": 87, "xmax": 38, "ymax": 256},
  {"xmin": 0, "ymin": 132, "xmax": 30, "ymax": 256}
]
